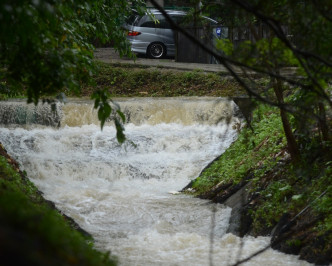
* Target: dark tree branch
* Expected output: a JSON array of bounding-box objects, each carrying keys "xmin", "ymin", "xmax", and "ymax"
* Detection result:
[
  {"xmin": 230, "ymin": 190, "xmax": 328, "ymax": 266},
  {"xmin": 311, "ymin": 0, "xmax": 332, "ymax": 23},
  {"xmin": 148, "ymin": 0, "xmax": 309, "ymax": 108},
  {"xmin": 230, "ymin": 0, "xmax": 332, "ymax": 106},
  {"xmin": 149, "ymin": 0, "xmax": 331, "ymax": 118},
  {"xmin": 232, "ymin": 0, "xmax": 332, "ymax": 68}
]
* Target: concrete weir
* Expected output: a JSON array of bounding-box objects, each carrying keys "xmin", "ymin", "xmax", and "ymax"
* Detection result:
[{"xmin": 0, "ymin": 97, "xmax": 244, "ymax": 128}]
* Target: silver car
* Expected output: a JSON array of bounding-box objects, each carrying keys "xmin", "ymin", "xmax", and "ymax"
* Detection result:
[{"xmin": 125, "ymin": 9, "xmax": 219, "ymax": 59}]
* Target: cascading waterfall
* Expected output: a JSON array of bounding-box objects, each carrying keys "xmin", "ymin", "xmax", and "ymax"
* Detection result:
[
  {"xmin": 0, "ymin": 98, "xmax": 310, "ymax": 266},
  {"xmin": 0, "ymin": 100, "xmax": 61, "ymax": 127}
]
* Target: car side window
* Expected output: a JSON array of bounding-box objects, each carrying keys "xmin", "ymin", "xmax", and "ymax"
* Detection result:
[
  {"xmin": 137, "ymin": 13, "xmax": 185, "ymax": 29},
  {"xmin": 140, "ymin": 20, "xmax": 157, "ymax": 28},
  {"xmin": 138, "ymin": 15, "xmax": 163, "ymax": 28},
  {"xmin": 171, "ymin": 15, "xmax": 185, "ymax": 25},
  {"xmin": 155, "ymin": 15, "xmax": 171, "ymax": 29},
  {"xmin": 159, "ymin": 19, "xmax": 171, "ymax": 29}
]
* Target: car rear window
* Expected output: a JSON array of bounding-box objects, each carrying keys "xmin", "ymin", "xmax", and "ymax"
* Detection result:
[
  {"xmin": 126, "ymin": 13, "xmax": 139, "ymax": 26},
  {"xmin": 138, "ymin": 14, "xmax": 172, "ymax": 29},
  {"xmin": 137, "ymin": 15, "xmax": 151, "ymax": 27}
]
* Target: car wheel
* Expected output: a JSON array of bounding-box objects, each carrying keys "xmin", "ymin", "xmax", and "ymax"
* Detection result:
[{"xmin": 147, "ymin": 42, "xmax": 166, "ymax": 59}]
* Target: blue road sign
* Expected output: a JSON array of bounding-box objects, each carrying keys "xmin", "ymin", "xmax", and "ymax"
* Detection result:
[{"xmin": 216, "ymin": 27, "xmax": 221, "ymax": 37}]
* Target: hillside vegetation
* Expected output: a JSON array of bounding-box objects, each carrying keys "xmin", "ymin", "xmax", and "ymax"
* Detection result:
[{"xmin": 186, "ymin": 104, "xmax": 332, "ymax": 265}]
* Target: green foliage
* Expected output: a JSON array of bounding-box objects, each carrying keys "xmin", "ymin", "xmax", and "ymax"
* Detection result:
[
  {"xmin": 91, "ymin": 89, "xmax": 126, "ymax": 143},
  {"xmin": 312, "ymin": 163, "xmax": 332, "ymax": 232},
  {"xmin": 0, "ymin": 156, "xmax": 116, "ymax": 265},
  {"xmin": 212, "ymin": 0, "xmax": 332, "ymax": 163},
  {"xmin": 0, "ymin": 158, "xmax": 40, "ymax": 202},
  {"xmin": 252, "ymin": 180, "xmax": 293, "ymax": 230},
  {"xmin": 0, "ymin": 0, "xmax": 145, "ymax": 142},
  {"xmin": 192, "ymin": 104, "xmax": 286, "ymax": 192},
  {"xmin": 216, "ymin": 39, "xmax": 234, "ymax": 56},
  {"xmin": 191, "ymin": 103, "xmax": 331, "ymax": 238},
  {"xmin": 251, "ymin": 156, "xmax": 332, "ymax": 235},
  {"xmin": 286, "ymin": 239, "xmax": 302, "ymax": 247},
  {"xmin": 81, "ymin": 62, "xmax": 245, "ymax": 97},
  {"xmin": 231, "ymin": 38, "xmax": 301, "ymax": 68}
]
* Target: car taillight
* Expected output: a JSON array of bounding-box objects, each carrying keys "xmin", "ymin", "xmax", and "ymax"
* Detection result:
[{"xmin": 127, "ymin": 31, "xmax": 141, "ymax": 36}]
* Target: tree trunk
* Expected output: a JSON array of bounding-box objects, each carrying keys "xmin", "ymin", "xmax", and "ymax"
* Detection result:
[
  {"xmin": 273, "ymin": 78, "xmax": 301, "ymax": 163},
  {"xmin": 318, "ymin": 102, "xmax": 329, "ymax": 141}
]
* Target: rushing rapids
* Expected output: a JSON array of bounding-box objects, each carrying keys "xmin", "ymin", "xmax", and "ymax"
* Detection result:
[{"xmin": 0, "ymin": 98, "xmax": 311, "ymax": 266}]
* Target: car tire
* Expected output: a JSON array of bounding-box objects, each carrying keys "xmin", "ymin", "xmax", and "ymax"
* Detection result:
[{"xmin": 147, "ymin": 42, "xmax": 166, "ymax": 59}]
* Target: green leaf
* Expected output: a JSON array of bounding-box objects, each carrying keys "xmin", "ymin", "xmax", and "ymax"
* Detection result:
[
  {"xmin": 292, "ymin": 194, "xmax": 302, "ymax": 201},
  {"xmin": 279, "ymin": 185, "xmax": 291, "ymax": 192},
  {"xmin": 98, "ymin": 102, "xmax": 112, "ymax": 130},
  {"xmin": 116, "ymin": 109, "xmax": 126, "ymax": 123},
  {"xmin": 114, "ymin": 117, "xmax": 126, "ymax": 144}
]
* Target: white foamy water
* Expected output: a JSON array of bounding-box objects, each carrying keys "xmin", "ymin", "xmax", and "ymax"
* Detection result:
[{"xmin": 0, "ymin": 99, "xmax": 311, "ymax": 266}]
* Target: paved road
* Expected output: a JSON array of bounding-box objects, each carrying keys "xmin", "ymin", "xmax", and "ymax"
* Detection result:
[
  {"xmin": 95, "ymin": 48, "xmax": 297, "ymax": 77},
  {"xmin": 94, "ymin": 48, "xmax": 231, "ymax": 73}
]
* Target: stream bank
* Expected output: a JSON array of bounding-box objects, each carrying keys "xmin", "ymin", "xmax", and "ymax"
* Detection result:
[
  {"xmin": 0, "ymin": 142, "xmax": 116, "ymax": 265},
  {"xmin": 1, "ymin": 61, "xmax": 330, "ymax": 264},
  {"xmin": 183, "ymin": 104, "xmax": 332, "ymax": 265}
]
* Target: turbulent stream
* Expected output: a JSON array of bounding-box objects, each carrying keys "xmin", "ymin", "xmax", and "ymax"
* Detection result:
[{"xmin": 0, "ymin": 98, "xmax": 311, "ymax": 266}]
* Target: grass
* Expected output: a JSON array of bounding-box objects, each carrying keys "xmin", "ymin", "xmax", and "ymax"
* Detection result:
[
  {"xmin": 192, "ymin": 104, "xmax": 287, "ymax": 193},
  {"xmin": 77, "ymin": 62, "xmax": 246, "ymax": 98},
  {"xmin": 191, "ymin": 104, "xmax": 332, "ymax": 233},
  {"xmin": 187, "ymin": 103, "xmax": 332, "ymax": 263}
]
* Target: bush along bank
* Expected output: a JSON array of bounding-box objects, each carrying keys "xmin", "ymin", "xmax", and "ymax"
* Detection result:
[
  {"xmin": 0, "ymin": 143, "xmax": 117, "ymax": 266},
  {"xmin": 183, "ymin": 104, "xmax": 332, "ymax": 265},
  {"xmin": 78, "ymin": 62, "xmax": 246, "ymax": 98}
]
